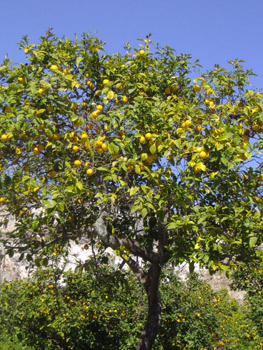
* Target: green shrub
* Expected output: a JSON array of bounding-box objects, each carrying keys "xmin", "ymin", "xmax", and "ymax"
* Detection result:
[{"xmin": 0, "ymin": 265, "xmax": 262, "ymax": 349}]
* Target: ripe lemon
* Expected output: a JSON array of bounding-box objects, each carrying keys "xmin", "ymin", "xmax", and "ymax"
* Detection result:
[
  {"xmin": 84, "ymin": 161, "xmax": 91, "ymax": 168},
  {"xmin": 199, "ymin": 151, "xmax": 209, "ymax": 159},
  {"xmin": 81, "ymin": 132, "xmax": 88, "ymax": 141},
  {"xmin": 145, "ymin": 133, "xmax": 152, "ymax": 141},
  {"xmin": 74, "ymin": 160, "xmax": 82, "ymax": 167},
  {"xmin": 139, "ymin": 136, "xmax": 146, "ymax": 144},
  {"xmin": 184, "ymin": 120, "xmax": 192, "ymax": 128},
  {"xmin": 96, "ymin": 105, "xmax": 103, "ymax": 111},
  {"xmin": 72, "ymin": 146, "xmax": 79, "ymax": 152},
  {"xmin": 91, "ymin": 110, "xmax": 99, "ymax": 118},
  {"xmin": 103, "ymin": 79, "xmax": 110, "ymax": 86},
  {"xmin": 0, "ymin": 197, "xmax": 5, "ymax": 203},
  {"xmin": 122, "ymin": 96, "xmax": 128, "ymax": 103},
  {"xmin": 95, "ymin": 140, "xmax": 103, "ymax": 148},
  {"xmin": 138, "ymin": 50, "xmax": 145, "ymax": 56},
  {"xmin": 193, "ymin": 84, "xmax": 201, "ymax": 92},
  {"xmin": 36, "ymin": 89, "xmax": 44, "ymax": 96},
  {"xmin": 18, "ymin": 77, "xmax": 25, "ymax": 84},
  {"xmin": 86, "ymin": 168, "xmax": 94, "ymax": 176},
  {"xmin": 141, "ymin": 153, "xmax": 148, "ymax": 161},
  {"xmin": 1, "ymin": 134, "xmax": 8, "ymax": 142},
  {"xmin": 50, "ymin": 65, "xmax": 59, "ymax": 72}
]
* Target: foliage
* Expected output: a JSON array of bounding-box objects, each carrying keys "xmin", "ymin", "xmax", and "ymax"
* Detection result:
[
  {"xmin": 0, "ymin": 264, "xmax": 145, "ymax": 350},
  {"xmin": 0, "ymin": 331, "xmax": 32, "ymax": 350},
  {"xmin": 0, "ymin": 266, "xmax": 262, "ymax": 349},
  {"xmin": 0, "ymin": 30, "xmax": 263, "ymax": 348},
  {"xmin": 155, "ymin": 272, "xmax": 262, "ymax": 349},
  {"xmin": 231, "ymin": 262, "xmax": 263, "ymax": 338}
]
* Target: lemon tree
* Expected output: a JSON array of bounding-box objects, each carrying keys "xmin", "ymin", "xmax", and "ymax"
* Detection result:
[{"xmin": 0, "ymin": 31, "xmax": 263, "ymax": 350}]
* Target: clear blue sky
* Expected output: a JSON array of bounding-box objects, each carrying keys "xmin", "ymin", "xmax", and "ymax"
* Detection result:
[{"xmin": 1, "ymin": 0, "xmax": 263, "ymax": 88}]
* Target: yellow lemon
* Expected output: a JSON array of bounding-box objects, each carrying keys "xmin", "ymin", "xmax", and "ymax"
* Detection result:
[
  {"xmin": 103, "ymin": 79, "xmax": 110, "ymax": 86},
  {"xmin": 139, "ymin": 136, "xmax": 146, "ymax": 144},
  {"xmin": 81, "ymin": 132, "xmax": 88, "ymax": 141},
  {"xmin": 1, "ymin": 134, "xmax": 8, "ymax": 142},
  {"xmin": 193, "ymin": 84, "xmax": 201, "ymax": 92},
  {"xmin": 145, "ymin": 133, "xmax": 152, "ymax": 141},
  {"xmin": 50, "ymin": 65, "xmax": 59, "ymax": 72},
  {"xmin": 184, "ymin": 120, "xmax": 192, "ymax": 128},
  {"xmin": 74, "ymin": 160, "xmax": 82, "ymax": 167},
  {"xmin": 199, "ymin": 151, "xmax": 209, "ymax": 159},
  {"xmin": 17, "ymin": 77, "xmax": 25, "ymax": 84},
  {"xmin": 86, "ymin": 168, "xmax": 94, "ymax": 176}
]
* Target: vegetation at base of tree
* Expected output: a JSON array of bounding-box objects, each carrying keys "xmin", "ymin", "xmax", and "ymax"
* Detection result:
[
  {"xmin": 231, "ymin": 262, "xmax": 263, "ymax": 338},
  {"xmin": 0, "ymin": 31, "xmax": 263, "ymax": 349},
  {"xmin": 0, "ymin": 264, "xmax": 262, "ymax": 349}
]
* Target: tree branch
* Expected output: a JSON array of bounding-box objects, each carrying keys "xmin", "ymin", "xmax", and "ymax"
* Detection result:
[{"xmin": 94, "ymin": 211, "xmax": 160, "ymax": 264}]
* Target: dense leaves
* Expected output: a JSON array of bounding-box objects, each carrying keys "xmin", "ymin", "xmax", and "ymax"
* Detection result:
[{"xmin": 0, "ymin": 266, "xmax": 262, "ymax": 349}]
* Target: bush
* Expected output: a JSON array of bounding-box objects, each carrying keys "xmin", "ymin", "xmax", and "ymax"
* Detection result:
[{"xmin": 0, "ymin": 265, "xmax": 262, "ymax": 349}]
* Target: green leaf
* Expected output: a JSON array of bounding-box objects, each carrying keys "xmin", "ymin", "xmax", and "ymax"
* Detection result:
[
  {"xmin": 97, "ymin": 167, "xmax": 109, "ymax": 171},
  {"xmin": 141, "ymin": 208, "xmax": 148, "ymax": 218},
  {"xmin": 76, "ymin": 181, "xmax": 83, "ymax": 190},
  {"xmin": 130, "ymin": 204, "xmax": 142, "ymax": 213},
  {"xmin": 249, "ymin": 236, "xmax": 258, "ymax": 248},
  {"xmin": 167, "ymin": 222, "xmax": 177, "ymax": 230},
  {"xmin": 76, "ymin": 57, "xmax": 84, "ymax": 67},
  {"xmin": 150, "ymin": 144, "xmax": 156, "ymax": 154},
  {"xmin": 174, "ymin": 139, "xmax": 181, "ymax": 148},
  {"xmin": 130, "ymin": 186, "xmax": 139, "ymax": 196}
]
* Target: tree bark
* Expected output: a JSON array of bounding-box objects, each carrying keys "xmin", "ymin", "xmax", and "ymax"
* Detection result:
[
  {"xmin": 136, "ymin": 264, "xmax": 162, "ymax": 350},
  {"xmin": 94, "ymin": 212, "xmax": 162, "ymax": 350}
]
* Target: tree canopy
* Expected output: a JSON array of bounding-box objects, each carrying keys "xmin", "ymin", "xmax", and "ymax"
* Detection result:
[{"xmin": 0, "ymin": 31, "xmax": 263, "ymax": 349}]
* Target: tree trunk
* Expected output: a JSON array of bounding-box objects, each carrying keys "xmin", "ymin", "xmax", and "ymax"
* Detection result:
[{"xmin": 136, "ymin": 264, "xmax": 161, "ymax": 350}]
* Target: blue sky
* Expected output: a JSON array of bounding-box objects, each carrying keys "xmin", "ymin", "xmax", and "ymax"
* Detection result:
[{"xmin": 1, "ymin": 0, "xmax": 263, "ymax": 88}]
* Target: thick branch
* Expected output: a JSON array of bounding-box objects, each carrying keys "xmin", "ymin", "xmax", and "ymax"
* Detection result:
[{"xmin": 94, "ymin": 211, "xmax": 160, "ymax": 264}]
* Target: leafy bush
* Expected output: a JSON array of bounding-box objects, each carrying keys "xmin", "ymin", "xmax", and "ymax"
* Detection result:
[
  {"xmin": 0, "ymin": 265, "xmax": 262, "ymax": 349},
  {"xmin": 231, "ymin": 262, "xmax": 263, "ymax": 342}
]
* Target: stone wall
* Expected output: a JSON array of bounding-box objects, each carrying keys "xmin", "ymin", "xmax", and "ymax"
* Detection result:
[{"xmin": 0, "ymin": 241, "xmax": 245, "ymax": 303}]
